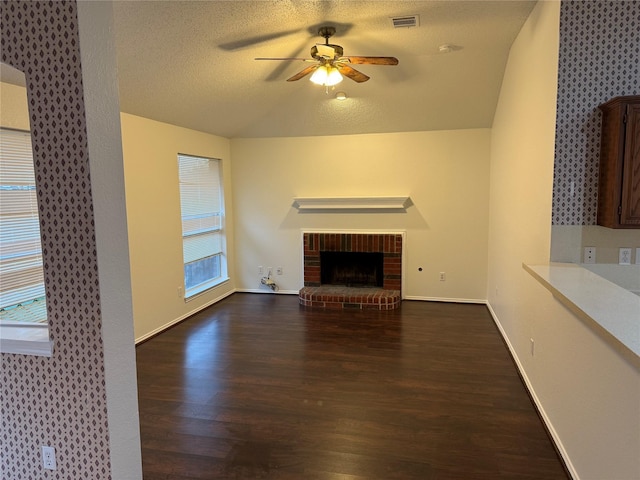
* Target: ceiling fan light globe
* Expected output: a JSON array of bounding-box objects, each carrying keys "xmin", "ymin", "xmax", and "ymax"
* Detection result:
[
  {"xmin": 326, "ymin": 68, "xmax": 343, "ymax": 86},
  {"xmin": 310, "ymin": 66, "xmax": 329, "ymax": 85}
]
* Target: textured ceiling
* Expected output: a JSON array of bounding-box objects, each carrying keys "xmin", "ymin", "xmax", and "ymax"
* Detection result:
[{"xmin": 112, "ymin": 0, "xmax": 536, "ymax": 139}]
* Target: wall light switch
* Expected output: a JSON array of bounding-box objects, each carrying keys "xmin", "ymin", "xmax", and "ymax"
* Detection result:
[
  {"xmin": 619, "ymin": 247, "xmax": 632, "ymax": 265},
  {"xmin": 584, "ymin": 247, "xmax": 596, "ymax": 264}
]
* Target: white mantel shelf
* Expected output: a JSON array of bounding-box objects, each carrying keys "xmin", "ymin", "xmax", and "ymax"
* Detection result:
[{"xmin": 293, "ymin": 196, "xmax": 411, "ymax": 211}]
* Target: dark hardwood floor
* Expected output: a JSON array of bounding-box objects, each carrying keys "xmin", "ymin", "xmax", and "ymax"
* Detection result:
[{"xmin": 136, "ymin": 293, "xmax": 569, "ymax": 479}]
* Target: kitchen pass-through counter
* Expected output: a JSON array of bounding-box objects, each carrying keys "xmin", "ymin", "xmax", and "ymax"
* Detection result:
[{"xmin": 524, "ymin": 262, "xmax": 640, "ymax": 358}]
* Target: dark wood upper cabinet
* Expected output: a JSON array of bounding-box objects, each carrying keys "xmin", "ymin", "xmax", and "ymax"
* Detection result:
[{"xmin": 597, "ymin": 95, "xmax": 640, "ymax": 228}]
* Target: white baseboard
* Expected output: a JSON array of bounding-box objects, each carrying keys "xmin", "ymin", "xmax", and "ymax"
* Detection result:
[
  {"xmin": 486, "ymin": 302, "xmax": 578, "ymax": 480},
  {"xmin": 235, "ymin": 292, "xmax": 487, "ymax": 302},
  {"xmin": 235, "ymin": 288, "xmax": 298, "ymax": 295},
  {"xmin": 134, "ymin": 289, "xmax": 236, "ymax": 344},
  {"xmin": 236, "ymin": 292, "xmax": 486, "ymax": 302},
  {"xmin": 403, "ymin": 295, "xmax": 487, "ymax": 304},
  {"xmin": 135, "ymin": 292, "xmax": 483, "ymax": 345}
]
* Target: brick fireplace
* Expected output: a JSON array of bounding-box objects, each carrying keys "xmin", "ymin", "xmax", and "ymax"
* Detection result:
[{"xmin": 299, "ymin": 232, "xmax": 402, "ymax": 310}]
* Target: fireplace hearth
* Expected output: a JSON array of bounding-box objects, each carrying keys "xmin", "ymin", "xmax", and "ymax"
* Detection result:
[{"xmin": 299, "ymin": 232, "xmax": 402, "ymax": 310}]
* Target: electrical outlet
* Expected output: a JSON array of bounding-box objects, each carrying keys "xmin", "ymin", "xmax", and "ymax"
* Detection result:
[
  {"xmin": 258, "ymin": 265, "xmax": 263, "ymax": 275},
  {"xmin": 636, "ymin": 248, "xmax": 640, "ymax": 265},
  {"xmin": 276, "ymin": 266, "xmax": 283, "ymax": 275},
  {"xmin": 42, "ymin": 446, "xmax": 56, "ymax": 470},
  {"xmin": 439, "ymin": 272, "xmax": 446, "ymax": 282},
  {"xmin": 584, "ymin": 246, "xmax": 596, "ymax": 264},
  {"xmin": 619, "ymin": 247, "xmax": 632, "ymax": 265},
  {"xmin": 177, "ymin": 286, "xmax": 183, "ymax": 298},
  {"xmin": 267, "ymin": 267, "xmax": 272, "ymax": 277}
]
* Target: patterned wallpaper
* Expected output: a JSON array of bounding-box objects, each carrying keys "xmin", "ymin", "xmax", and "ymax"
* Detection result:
[
  {"xmin": 1, "ymin": 1, "xmax": 111, "ymax": 478},
  {"xmin": 553, "ymin": 0, "xmax": 640, "ymax": 225}
]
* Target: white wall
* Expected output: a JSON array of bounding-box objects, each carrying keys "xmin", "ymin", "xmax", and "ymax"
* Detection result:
[
  {"xmin": 231, "ymin": 130, "xmax": 490, "ymax": 302},
  {"xmin": 487, "ymin": 2, "xmax": 640, "ymax": 479},
  {"xmin": 0, "ymin": 81, "xmax": 29, "ymax": 129},
  {"xmin": 120, "ymin": 113, "xmax": 236, "ymax": 341}
]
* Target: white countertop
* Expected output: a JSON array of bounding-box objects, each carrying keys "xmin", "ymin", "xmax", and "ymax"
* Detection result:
[{"xmin": 524, "ymin": 262, "xmax": 640, "ymax": 357}]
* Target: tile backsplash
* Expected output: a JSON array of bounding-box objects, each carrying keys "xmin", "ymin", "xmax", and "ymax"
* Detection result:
[
  {"xmin": 581, "ymin": 226, "xmax": 640, "ymax": 264},
  {"xmin": 551, "ymin": 225, "xmax": 640, "ymax": 264}
]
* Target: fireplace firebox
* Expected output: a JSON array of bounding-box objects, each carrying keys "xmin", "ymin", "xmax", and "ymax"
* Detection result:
[{"xmin": 320, "ymin": 251, "xmax": 383, "ymax": 287}]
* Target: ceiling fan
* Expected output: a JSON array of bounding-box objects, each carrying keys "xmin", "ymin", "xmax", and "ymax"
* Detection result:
[{"xmin": 255, "ymin": 26, "xmax": 399, "ymax": 85}]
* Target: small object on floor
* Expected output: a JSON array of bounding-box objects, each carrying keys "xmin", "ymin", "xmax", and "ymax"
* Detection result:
[{"xmin": 261, "ymin": 276, "xmax": 278, "ymax": 291}]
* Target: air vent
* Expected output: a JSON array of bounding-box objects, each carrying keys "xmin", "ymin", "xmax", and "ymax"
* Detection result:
[{"xmin": 390, "ymin": 15, "xmax": 419, "ymax": 28}]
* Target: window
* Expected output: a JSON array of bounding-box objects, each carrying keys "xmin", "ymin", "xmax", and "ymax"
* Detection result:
[
  {"xmin": 0, "ymin": 128, "xmax": 48, "ymax": 326},
  {"xmin": 178, "ymin": 154, "xmax": 227, "ymax": 298}
]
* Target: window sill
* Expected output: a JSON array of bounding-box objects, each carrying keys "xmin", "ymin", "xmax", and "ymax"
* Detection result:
[
  {"xmin": 0, "ymin": 324, "xmax": 53, "ymax": 356},
  {"xmin": 184, "ymin": 276, "xmax": 230, "ymax": 302}
]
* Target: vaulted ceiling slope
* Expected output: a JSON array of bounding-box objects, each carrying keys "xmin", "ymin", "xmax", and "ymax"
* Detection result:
[{"xmin": 112, "ymin": 0, "xmax": 536, "ymax": 139}]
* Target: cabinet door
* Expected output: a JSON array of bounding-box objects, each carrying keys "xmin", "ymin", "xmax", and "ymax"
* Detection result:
[{"xmin": 620, "ymin": 103, "xmax": 640, "ymax": 226}]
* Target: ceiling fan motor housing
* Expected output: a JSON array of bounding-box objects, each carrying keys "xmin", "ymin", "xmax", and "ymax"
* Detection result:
[{"xmin": 312, "ymin": 44, "xmax": 343, "ymax": 60}]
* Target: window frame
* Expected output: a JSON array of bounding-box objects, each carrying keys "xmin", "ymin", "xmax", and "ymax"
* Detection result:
[
  {"xmin": 177, "ymin": 153, "xmax": 228, "ymax": 300},
  {"xmin": 0, "ymin": 127, "xmax": 52, "ymax": 356}
]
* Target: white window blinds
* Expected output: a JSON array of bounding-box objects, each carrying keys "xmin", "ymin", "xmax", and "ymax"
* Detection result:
[
  {"xmin": 178, "ymin": 154, "xmax": 223, "ymax": 268},
  {"xmin": 0, "ymin": 128, "xmax": 46, "ymax": 309}
]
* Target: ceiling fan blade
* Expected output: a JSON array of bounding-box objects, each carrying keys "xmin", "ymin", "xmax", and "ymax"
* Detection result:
[
  {"xmin": 336, "ymin": 64, "xmax": 369, "ymax": 83},
  {"xmin": 287, "ymin": 64, "xmax": 319, "ymax": 82},
  {"xmin": 255, "ymin": 57, "xmax": 314, "ymax": 62},
  {"xmin": 342, "ymin": 56, "xmax": 399, "ymax": 66},
  {"xmin": 264, "ymin": 40, "xmax": 310, "ymax": 82}
]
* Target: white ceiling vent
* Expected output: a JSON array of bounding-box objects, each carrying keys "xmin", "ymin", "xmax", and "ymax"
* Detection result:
[{"xmin": 390, "ymin": 15, "xmax": 419, "ymax": 29}]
